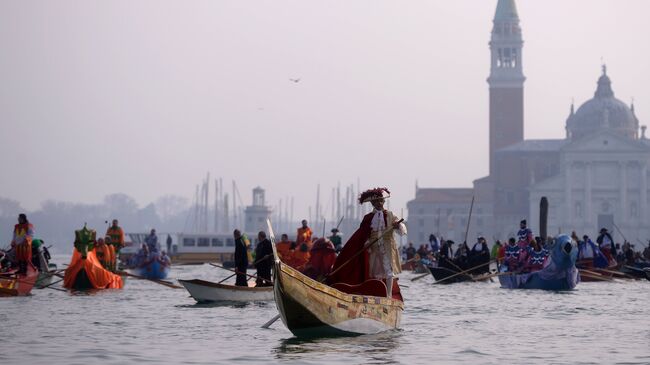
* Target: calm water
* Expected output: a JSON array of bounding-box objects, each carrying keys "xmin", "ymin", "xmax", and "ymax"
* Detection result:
[{"xmin": 1, "ymin": 255, "xmax": 649, "ymax": 365}]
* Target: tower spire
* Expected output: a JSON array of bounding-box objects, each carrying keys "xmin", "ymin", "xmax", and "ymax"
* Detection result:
[{"xmin": 488, "ymin": 0, "xmax": 525, "ymax": 175}]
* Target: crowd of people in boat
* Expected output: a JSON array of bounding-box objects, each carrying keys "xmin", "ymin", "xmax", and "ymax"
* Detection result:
[
  {"xmin": 127, "ymin": 228, "xmax": 172, "ymax": 270},
  {"xmin": 232, "ymin": 219, "xmax": 341, "ymax": 287},
  {"xmin": 402, "ymin": 220, "xmax": 650, "ymax": 276},
  {"xmin": 0, "ymin": 214, "xmax": 52, "ymax": 276}
]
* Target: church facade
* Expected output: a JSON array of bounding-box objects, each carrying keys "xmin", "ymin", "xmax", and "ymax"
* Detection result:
[{"xmin": 407, "ymin": 0, "xmax": 647, "ymax": 244}]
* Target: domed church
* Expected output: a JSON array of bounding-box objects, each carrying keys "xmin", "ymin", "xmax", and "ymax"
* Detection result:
[{"xmin": 408, "ymin": 0, "xmax": 648, "ymax": 243}]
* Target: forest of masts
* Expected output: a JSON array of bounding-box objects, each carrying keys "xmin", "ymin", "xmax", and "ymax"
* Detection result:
[{"xmin": 184, "ymin": 173, "xmax": 395, "ymax": 239}]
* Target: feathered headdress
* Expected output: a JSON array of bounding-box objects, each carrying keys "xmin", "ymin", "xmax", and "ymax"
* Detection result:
[{"xmin": 358, "ymin": 187, "xmax": 391, "ymax": 204}]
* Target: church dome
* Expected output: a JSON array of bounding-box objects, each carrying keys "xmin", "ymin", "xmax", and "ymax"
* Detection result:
[{"xmin": 566, "ymin": 67, "xmax": 639, "ymax": 140}]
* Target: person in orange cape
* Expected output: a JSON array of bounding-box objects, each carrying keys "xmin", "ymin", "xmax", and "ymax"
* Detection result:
[
  {"xmin": 12, "ymin": 213, "xmax": 34, "ymax": 274},
  {"xmin": 326, "ymin": 187, "xmax": 406, "ymax": 299},
  {"xmin": 94, "ymin": 237, "xmax": 111, "ymax": 270},
  {"xmin": 291, "ymin": 242, "xmax": 310, "ymax": 271},
  {"xmin": 296, "ymin": 220, "xmax": 313, "ymax": 250},
  {"xmin": 106, "ymin": 219, "xmax": 125, "ymax": 271},
  {"xmin": 303, "ymin": 237, "xmax": 337, "ymax": 280},
  {"xmin": 276, "ymin": 234, "xmax": 294, "ymax": 263},
  {"xmin": 64, "ymin": 225, "xmax": 123, "ymax": 290}
]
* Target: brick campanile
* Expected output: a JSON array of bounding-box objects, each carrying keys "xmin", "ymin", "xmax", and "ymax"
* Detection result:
[{"xmin": 487, "ymin": 0, "xmax": 525, "ymax": 174}]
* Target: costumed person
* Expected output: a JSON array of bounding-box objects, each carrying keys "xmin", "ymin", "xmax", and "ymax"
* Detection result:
[
  {"xmin": 438, "ymin": 240, "xmax": 456, "ymax": 270},
  {"xmin": 327, "ymin": 187, "xmax": 406, "ymax": 299},
  {"xmin": 275, "ymin": 233, "xmax": 294, "ymax": 263},
  {"xmin": 106, "ymin": 219, "xmax": 125, "ymax": 271},
  {"xmin": 30, "ymin": 238, "xmax": 49, "ymax": 273},
  {"xmin": 429, "ymin": 234, "xmax": 440, "ymax": 255},
  {"xmin": 94, "ymin": 237, "xmax": 112, "ymax": 269},
  {"xmin": 469, "ymin": 236, "xmax": 490, "ymax": 274},
  {"xmin": 145, "ymin": 229, "xmax": 159, "ymax": 254},
  {"xmin": 596, "ymin": 228, "xmax": 617, "ymax": 265},
  {"xmin": 290, "ymin": 241, "xmax": 311, "ymax": 271},
  {"xmin": 304, "ymin": 237, "xmax": 337, "ymax": 280},
  {"xmin": 254, "ymin": 231, "xmax": 273, "ymax": 287},
  {"xmin": 406, "ymin": 242, "xmax": 417, "ymax": 261},
  {"xmin": 11, "ymin": 213, "xmax": 34, "ymax": 274},
  {"xmin": 517, "ymin": 219, "xmax": 534, "ymax": 249},
  {"xmin": 523, "ymin": 238, "xmax": 549, "ymax": 272},
  {"xmin": 63, "ymin": 225, "xmax": 123, "ymax": 290},
  {"xmin": 502, "ymin": 237, "xmax": 521, "ymax": 272},
  {"xmin": 328, "ymin": 228, "xmax": 343, "ymax": 253},
  {"xmin": 159, "ymin": 250, "xmax": 171, "ymax": 267},
  {"xmin": 233, "ymin": 229, "xmax": 248, "ymax": 286},
  {"xmin": 296, "ymin": 220, "xmax": 313, "ymax": 250},
  {"xmin": 577, "ymin": 234, "xmax": 608, "ymax": 268}
]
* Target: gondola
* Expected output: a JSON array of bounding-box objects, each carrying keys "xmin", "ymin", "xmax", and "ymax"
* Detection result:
[{"xmin": 178, "ymin": 279, "xmax": 273, "ymax": 303}]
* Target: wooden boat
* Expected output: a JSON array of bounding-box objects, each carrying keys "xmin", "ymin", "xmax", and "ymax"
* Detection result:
[
  {"xmin": 428, "ymin": 266, "xmax": 492, "ymax": 284},
  {"xmin": 499, "ymin": 235, "xmax": 579, "ymax": 291},
  {"xmin": 273, "ymin": 259, "xmax": 403, "ymax": 337},
  {"xmin": 178, "ymin": 278, "xmax": 273, "ymax": 303},
  {"xmin": 621, "ymin": 265, "xmax": 650, "ymax": 281},
  {"xmin": 0, "ymin": 263, "xmax": 39, "ymax": 297}
]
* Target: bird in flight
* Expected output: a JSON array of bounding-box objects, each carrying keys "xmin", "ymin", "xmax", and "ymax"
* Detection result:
[{"xmin": 289, "ymin": 78, "xmax": 301, "ymax": 83}]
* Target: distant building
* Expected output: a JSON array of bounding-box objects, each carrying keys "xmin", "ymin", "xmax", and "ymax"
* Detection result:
[
  {"xmin": 408, "ymin": 0, "xmax": 647, "ymax": 244},
  {"xmin": 244, "ymin": 187, "xmax": 272, "ymax": 233}
]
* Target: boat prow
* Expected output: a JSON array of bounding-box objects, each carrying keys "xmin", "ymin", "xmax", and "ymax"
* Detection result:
[
  {"xmin": 178, "ymin": 278, "xmax": 273, "ymax": 303},
  {"xmin": 273, "ymin": 260, "xmax": 403, "ymax": 338}
]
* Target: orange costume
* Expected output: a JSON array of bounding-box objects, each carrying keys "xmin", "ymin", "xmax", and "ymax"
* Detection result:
[
  {"xmin": 296, "ymin": 227, "xmax": 313, "ymax": 250},
  {"xmin": 12, "ymin": 223, "xmax": 34, "ymax": 264},
  {"xmin": 291, "ymin": 248, "xmax": 310, "ymax": 272},
  {"xmin": 94, "ymin": 241, "xmax": 111, "ymax": 269},
  {"xmin": 276, "ymin": 239, "xmax": 294, "ymax": 263},
  {"xmin": 106, "ymin": 225, "xmax": 125, "ymax": 270}
]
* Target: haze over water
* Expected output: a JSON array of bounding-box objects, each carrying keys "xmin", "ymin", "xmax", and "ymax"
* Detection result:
[{"xmin": 2, "ymin": 256, "xmax": 648, "ymax": 365}]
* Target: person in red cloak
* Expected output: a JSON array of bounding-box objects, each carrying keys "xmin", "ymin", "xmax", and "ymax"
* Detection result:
[
  {"xmin": 303, "ymin": 237, "xmax": 337, "ymax": 280},
  {"xmin": 326, "ymin": 187, "xmax": 406, "ymax": 299}
]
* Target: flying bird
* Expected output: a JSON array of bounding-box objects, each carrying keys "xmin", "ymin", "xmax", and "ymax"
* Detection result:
[{"xmin": 289, "ymin": 78, "xmax": 301, "ymax": 83}]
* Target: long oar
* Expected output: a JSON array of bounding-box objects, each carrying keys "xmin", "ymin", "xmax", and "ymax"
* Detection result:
[
  {"xmin": 217, "ymin": 273, "xmax": 237, "ymax": 284},
  {"xmin": 116, "ymin": 270, "xmax": 182, "ymax": 289},
  {"xmin": 424, "ymin": 259, "xmax": 494, "ymax": 284},
  {"xmin": 593, "ymin": 268, "xmax": 635, "ymax": 279},
  {"xmin": 209, "ymin": 262, "xmax": 261, "ymax": 282}
]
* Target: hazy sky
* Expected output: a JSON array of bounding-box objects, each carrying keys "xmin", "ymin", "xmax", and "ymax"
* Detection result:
[{"xmin": 1, "ymin": 0, "xmax": 649, "ymax": 219}]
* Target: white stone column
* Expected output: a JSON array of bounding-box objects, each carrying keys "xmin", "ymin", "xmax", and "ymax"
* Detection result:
[
  {"xmin": 620, "ymin": 162, "xmax": 628, "ymax": 222},
  {"xmin": 641, "ymin": 162, "xmax": 648, "ymax": 223},
  {"xmin": 585, "ymin": 162, "xmax": 592, "ymax": 227},
  {"xmin": 565, "ymin": 162, "xmax": 573, "ymax": 227}
]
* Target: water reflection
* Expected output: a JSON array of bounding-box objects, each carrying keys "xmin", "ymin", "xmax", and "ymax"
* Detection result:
[{"xmin": 274, "ymin": 331, "xmax": 401, "ymax": 364}]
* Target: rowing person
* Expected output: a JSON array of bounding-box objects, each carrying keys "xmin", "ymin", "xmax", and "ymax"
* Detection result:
[
  {"xmin": 254, "ymin": 231, "xmax": 273, "ymax": 287},
  {"xmin": 296, "ymin": 220, "xmax": 313, "ymax": 251},
  {"xmin": 233, "ymin": 229, "xmax": 248, "ymax": 286},
  {"xmin": 11, "ymin": 213, "xmax": 34, "ymax": 274}
]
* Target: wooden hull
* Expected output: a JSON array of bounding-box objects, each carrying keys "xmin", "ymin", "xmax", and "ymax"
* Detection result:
[
  {"xmin": 178, "ymin": 279, "xmax": 273, "ymax": 303},
  {"xmin": 273, "ymin": 260, "xmax": 403, "ymax": 338},
  {"xmin": 0, "ymin": 265, "xmax": 39, "ymax": 297}
]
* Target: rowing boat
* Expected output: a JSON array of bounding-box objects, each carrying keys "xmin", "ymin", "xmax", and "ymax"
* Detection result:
[
  {"xmin": 0, "ymin": 263, "xmax": 39, "ymax": 297},
  {"xmin": 178, "ymin": 278, "xmax": 273, "ymax": 303}
]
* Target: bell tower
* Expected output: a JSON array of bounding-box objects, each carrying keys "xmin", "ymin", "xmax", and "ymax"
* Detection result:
[{"xmin": 488, "ymin": 0, "xmax": 525, "ymax": 174}]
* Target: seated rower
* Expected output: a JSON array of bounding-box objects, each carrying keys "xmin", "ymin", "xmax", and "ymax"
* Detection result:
[
  {"xmin": 502, "ymin": 237, "xmax": 521, "ymax": 272},
  {"xmin": 276, "ymin": 234, "xmax": 294, "ymax": 263},
  {"xmin": 522, "ymin": 238, "xmax": 548, "ymax": 272},
  {"xmin": 95, "ymin": 237, "xmax": 112, "ymax": 269}
]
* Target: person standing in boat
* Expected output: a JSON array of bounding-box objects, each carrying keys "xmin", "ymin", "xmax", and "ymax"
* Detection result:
[
  {"xmin": 145, "ymin": 229, "xmax": 159, "ymax": 254},
  {"xmin": 596, "ymin": 228, "xmax": 617, "ymax": 265},
  {"xmin": 106, "ymin": 219, "xmax": 125, "ymax": 270},
  {"xmin": 296, "ymin": 220, "xmax": 313, "ymax": 250},
  {"xmin": 522, "ymin": 238, "xmax": 549, "ymax": 273},
  {"xmin": 517, "ymin": 219, "xmax": 534, "ymax": 249},
  {"xmin": 429, "ymin": 234, "xmax": 440, "ymax": 255},
  {"xmin": 254, "ymin": 231, "xmax": 273, "ymax": 287},
  {"xmin": 95, "ymin": 237, "xmax": 111, "ymax": 269},
  {"xmin": 166, "ymin": 234, "xmax": 172, "ymax": 254},
  {"xmin": 328, "ymin": 228, "xmax": 343, "ymax": 253},
  {"xmin": 469, "ymin": 236, "xmax": 490, "ymax": 274},
  {"xmin": 438, "ymin": 240, "xmax": 455, "ymax": 269},
  {"xmin": 11, "ymin": 213, "xmax": 34, "ymax": 274},
  {"xmin": 276, "ymin": 234, "xmax": 294, "ymax": 263},
  {"xmin": 233, "ymin": 230, "xmax": 248, "ymax": 286}
]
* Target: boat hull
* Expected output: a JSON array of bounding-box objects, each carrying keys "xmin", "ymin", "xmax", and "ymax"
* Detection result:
[
  {"xmin": 135, "ymin": 260, "xmax": 170, "ymax": 280},
  {"xmin": 0, "ymin": 264, "xmax": 39, "ymax": 297},
  {"xmin": 273, "ymin": 261, "xmax": 403, "ymax": 338},
  {"xmin": 178, "ymin": 279, "xmax": 273, "ymax": 303},
  {"xmin": 498, "ymin": 270, "xmax": 578, "ymax": 290}
]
